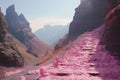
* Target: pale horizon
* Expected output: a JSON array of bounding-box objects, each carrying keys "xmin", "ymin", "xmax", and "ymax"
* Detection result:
[{"xmin": 0, "ymin": 0, "xmax": 80, "ymax": 32}]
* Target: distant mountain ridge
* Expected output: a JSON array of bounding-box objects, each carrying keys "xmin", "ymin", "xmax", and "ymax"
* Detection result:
[{"xmin": 35, "ymin": 25, "xmax": 69, "ymax": 46}]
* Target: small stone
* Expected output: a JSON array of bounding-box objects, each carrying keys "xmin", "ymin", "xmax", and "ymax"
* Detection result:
[
  {"xmin": 88, "ymin": 71, "xmax": 100, "ymax": 76},
  {"xmin": 19, "ymin": 76, "xmax": 26, "ymax": 80}
]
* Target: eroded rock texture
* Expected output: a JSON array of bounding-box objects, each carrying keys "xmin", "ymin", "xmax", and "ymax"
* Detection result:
[
  {"xmin": 68, "ymin": 0, "xmax": 107, "ymax": 40},
  {"xmin": 6, "ymin": 5, "xmax": 51, "ymax": 57},
  {"xmin": 101, "ymin": 0, "xmax": 120, "ymax": 58},
  {"xmin": 55, "ymin": 0, "xmax": 107, "ymax": 50},
  {"xmin": 0, "ymin": 8, "xmax": 24, "ymax": 67}
]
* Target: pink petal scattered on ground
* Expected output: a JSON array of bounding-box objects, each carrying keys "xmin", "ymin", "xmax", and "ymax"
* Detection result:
[
  {"xmin": 39, "ymin": 68, "xmax": 46, "ymax": 77},
  {"xmin": 19, "ymin": 76, "xmax": 26, "ymax": 80},
  {"xmin": 4, "ymin": 68, "xmax": 24, "ymax": 77},
  {"xmin": 53, "ymin": 57, "xmax": 62, "ymax": 68},
  {"xmin": 28, "ymin": 69, "xmax": 39, "ymax": 75}
]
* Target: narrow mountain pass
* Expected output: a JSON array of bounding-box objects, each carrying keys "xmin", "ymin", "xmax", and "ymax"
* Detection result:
[{"xmin": 2, "ymin": 31, "xmax": 120, "ymax": 80}]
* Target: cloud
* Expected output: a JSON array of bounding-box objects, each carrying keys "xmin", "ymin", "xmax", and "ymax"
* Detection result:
[{"xmin": 29, "ymin": 17, "xmax": 71, "ymax": 32}]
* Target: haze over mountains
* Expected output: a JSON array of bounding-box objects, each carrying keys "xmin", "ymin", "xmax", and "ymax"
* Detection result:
[
  {"xmin": 1, "ymin": 0, "xmax": 120, "ymax": 79},
  {"xmin": 35, "ymin": 24, "xmax": 69, "ymax": 46}
]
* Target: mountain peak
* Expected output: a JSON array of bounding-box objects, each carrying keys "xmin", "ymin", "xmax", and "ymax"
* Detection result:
[
  {"xmin": 19, "ymin": 13, "xmax": 30, "ymax": 27},
  {"xmin": 6, "ymin": 5, "xmax": 52, "ymax": 58},
  {"xmin": 0, "ymin": 7, "xmax": 1, "ymax": 12},
  {"xmin": 19, "ymin": 13, "xmax": 24, "ymax": 18},
  {"xmin": 0, "ymin": 9, "xmax": 8, "ymax": 35},
  {"xmin": 6, "ymin": 4, "xmax": 15, "ymax": 14}
]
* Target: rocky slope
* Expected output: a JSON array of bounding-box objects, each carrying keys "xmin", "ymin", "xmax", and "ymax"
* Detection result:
[
  {"xmin": 101, "ymin": 0, "xmax": 120, "ymax": 58},
  {"xmin": 0, "ymin": 8, "xmax": 24, "ymax": 67},
  {"xmin": 68, "ymin": 0, "xmax": 108, "ymax": 40},
  {"xmin": 55, "ymin": 0, "xmax": 108, "ymax": 50},
  {"xmin": 6, "ymin": 5, "xmax": 52, "ymax": 57}
]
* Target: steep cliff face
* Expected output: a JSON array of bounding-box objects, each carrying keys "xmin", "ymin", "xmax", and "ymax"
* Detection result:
[
  {"xmin": 101, "ymin": 0, "xmax": 120, "ymax": 58},
  {"xmin": 6, "ymin": 5, "xmax": 51, "ymax": 57},
  {"xmin": 0, "ymin": 9, "xmax": 24, "ymax": 67},
  {"xmin": 55, "ymin": 0, "xmax": 108, "ymax": 50},
  {"xmin": 107, "ymin": 0, "xmax": 120, "ymax": 11},
  {"xmin": 68, "ymin": 0, "xmax": 108, "ymax": 40},
  {"xmin": 6, "ymin": 5, "xmax": 33, "ymax": 46}
]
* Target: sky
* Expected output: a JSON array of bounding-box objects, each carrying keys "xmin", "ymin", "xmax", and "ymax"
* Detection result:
[{"xmin": 0, "ymin": 0, "xmax": 80, "ymax": 32}]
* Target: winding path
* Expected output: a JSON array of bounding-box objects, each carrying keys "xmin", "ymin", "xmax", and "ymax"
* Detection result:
[
  {"xmin": 23, "ymin": 32, "xmax": 120, "ymax": 80},
  {"xmin": 2, "ymin": 31, "xmax": 120, "ymax": 80}
]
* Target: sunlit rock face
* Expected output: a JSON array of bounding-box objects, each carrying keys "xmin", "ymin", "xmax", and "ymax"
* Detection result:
[
  {"xmin": 68, "ymin": 0, "xmax": 108, "ymax": 40},
  {"xmin": 101, "ymin": 0, "xmax": 120, "ymax": 58},
  {"xmin": 6, "ymin": 5, "xmax": 52, "ymax": 57},
  {"xmin": 0, "ymin": 9, "xmax": 24, "ymax": 67}
]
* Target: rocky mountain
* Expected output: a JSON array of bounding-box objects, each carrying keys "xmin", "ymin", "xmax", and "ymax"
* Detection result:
[
  {"xmin": 55, "ymin": 0, "xmax": 108, "ymax": 50},
  {"xmin": 101, "ymin": 0, "xmax": 120, "ymax": 58},
  {"xmin": 6, "ymin": 5, "xmax": 52, "ymax": 57},
  {"xmin": 68, "ymin": 0, "xmax": 108, "ymax": 40},
  {"xmin": 35, "ymin": 25, "xmax": 69, "ymax": 46},
  {"xmin": 0, "ymin": 8, "xmax": 24, "ymax": 67}
]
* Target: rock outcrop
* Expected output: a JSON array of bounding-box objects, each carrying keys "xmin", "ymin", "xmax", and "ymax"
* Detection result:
[
  {"xmin": 68, "ymin": 0, "xmax": 108, "ymax": 40},
  {"xmin": 6, "ymin": 5, "xmax": 51, "ymax": 57},
  {"xmin": 0, "ymin": 8, "xmax": 24, "ymax": 67},
  {"xmin": 107, "ymin": 0, "xmax": 120, "ymax": 11},
  {"xmin": 6, "ymin": 5, "xmax": 33, "ymax": 46},
  {"xmin": 101, "ymin": 0, "xmax": 120, "ymax": 58},
  {"xmin": 55, "ymin": 0, "xmax": 108, "ymax": 50}
]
